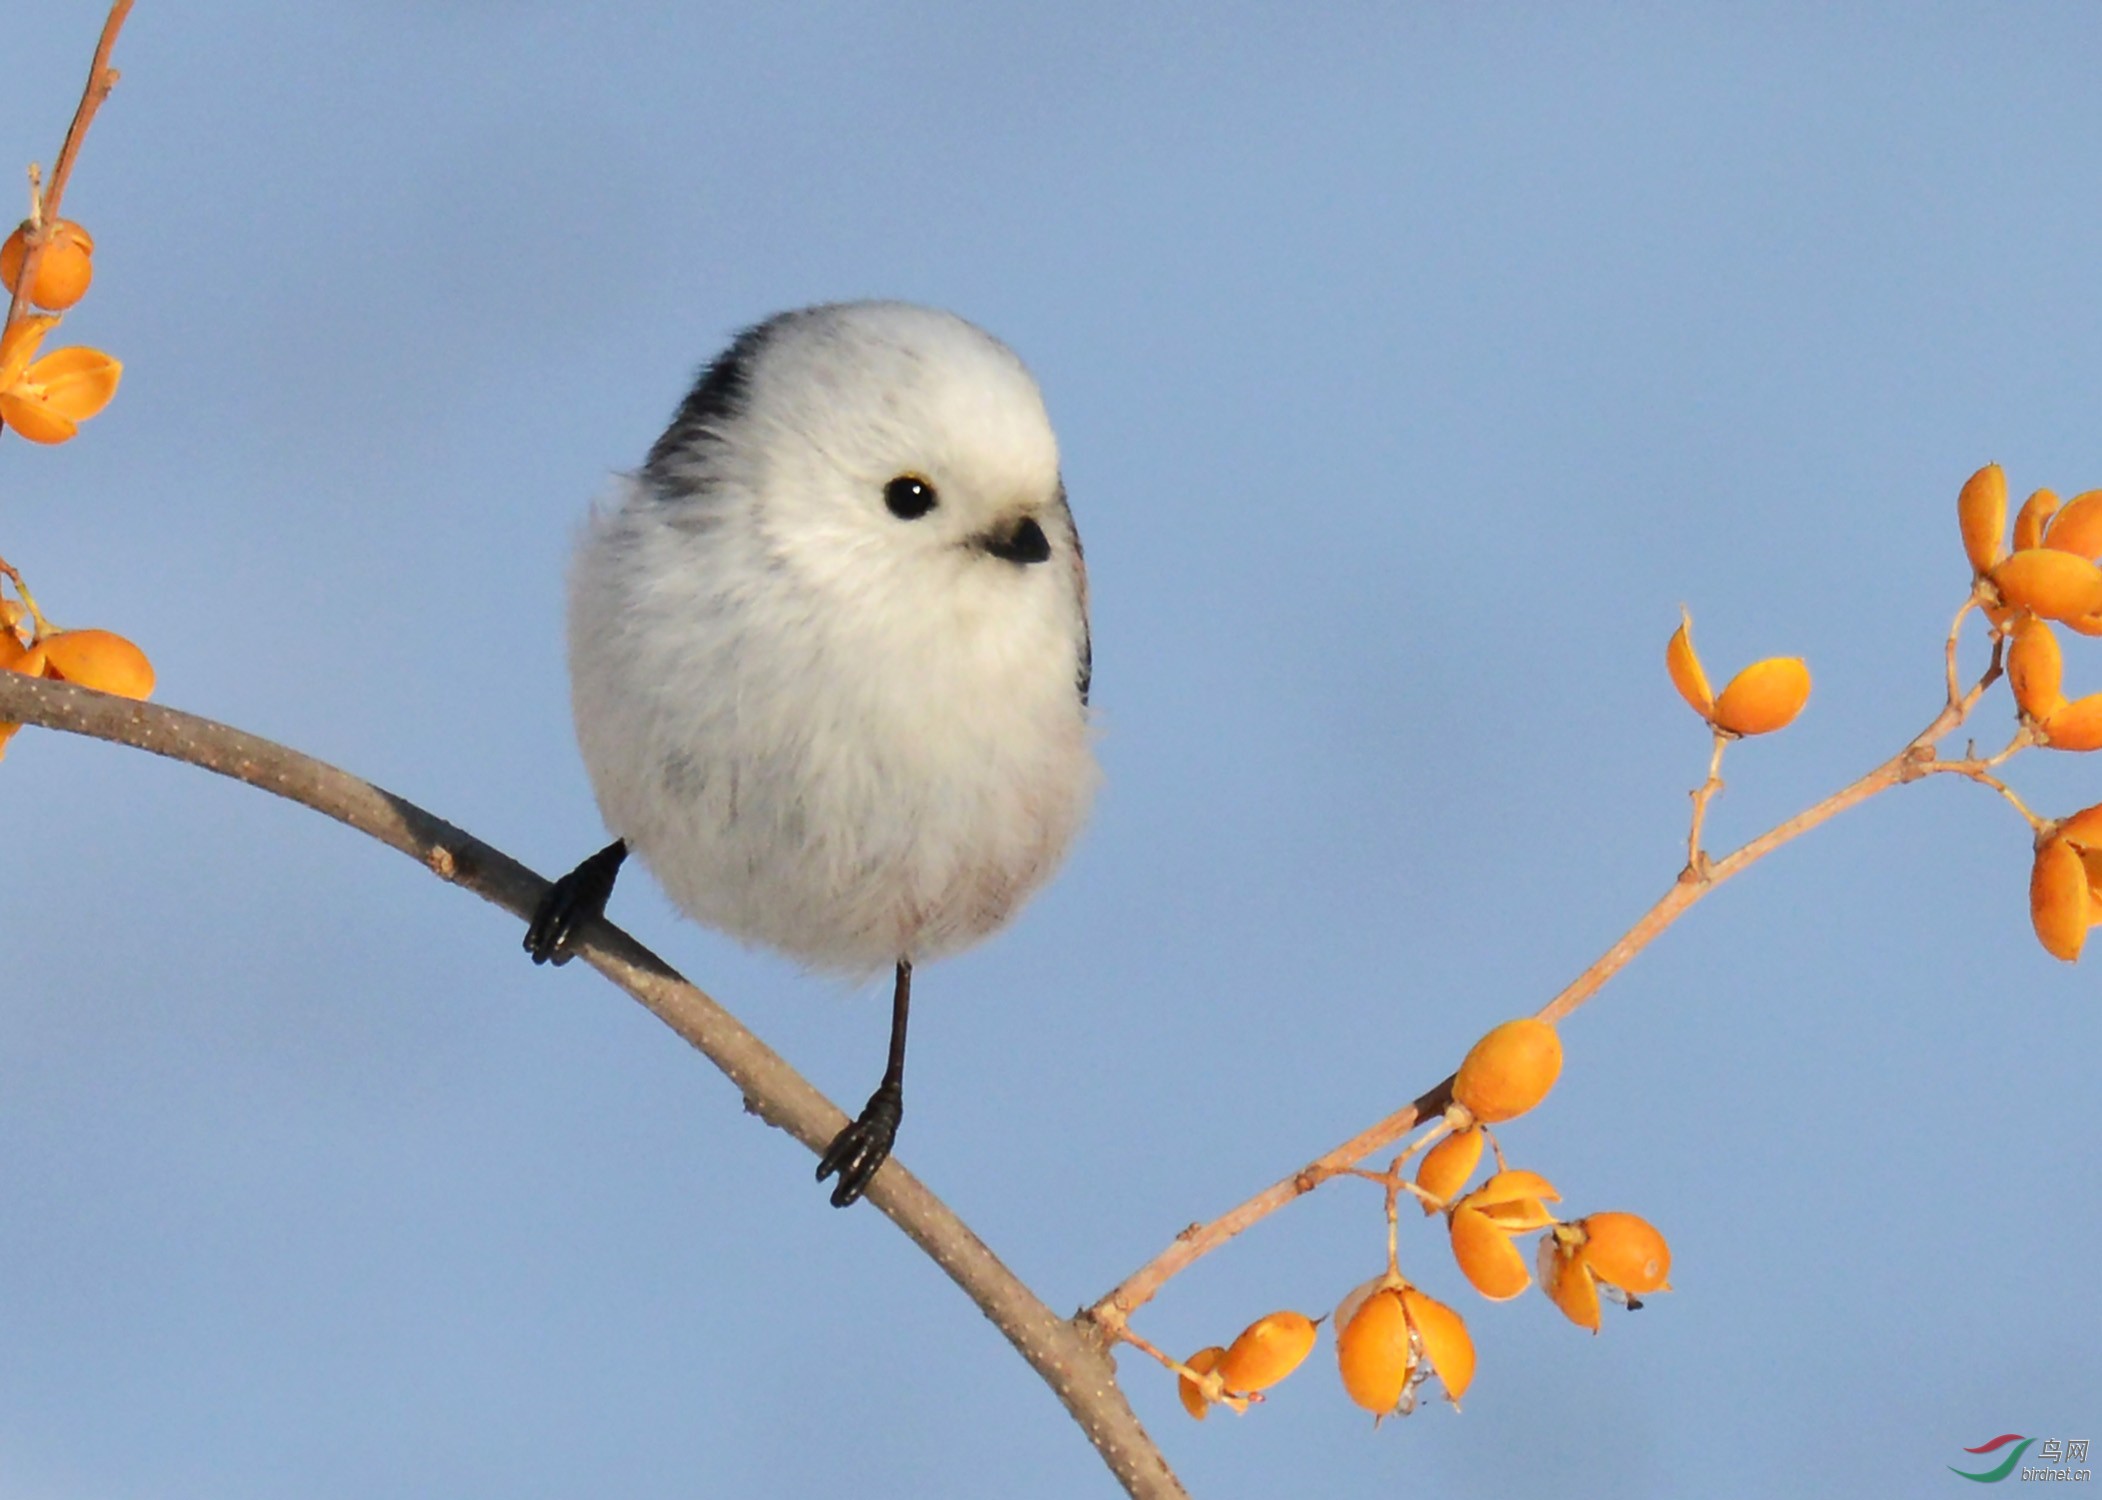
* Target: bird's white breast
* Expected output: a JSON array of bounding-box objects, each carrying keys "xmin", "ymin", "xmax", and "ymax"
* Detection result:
[{"xmin": 568, "ymin": 479, "xmax": 1095, "ymax": 977}]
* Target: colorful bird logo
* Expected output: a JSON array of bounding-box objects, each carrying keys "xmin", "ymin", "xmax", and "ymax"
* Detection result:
[{"xmin": 1950, "ymin": 1434, "xmax": 2034, "ymax": 1483}]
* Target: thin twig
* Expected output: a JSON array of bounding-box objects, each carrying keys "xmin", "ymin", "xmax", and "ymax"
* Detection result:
[
  {"xmin": 1981, "ymin": 729, "xmax": 2033, "ymax": 770},
  {"xmin": 1921, "ymin": 750, "xmax": 2047, "ymax": 831},
  {"xmin": 1383, "ymin": 1114, "xmax": 1447, "ymax": 1179},
  {"xmin": 0, "ymin": 555, "xmax": 54, "ymax": 637},
  {"xmin": 1115, "ymin": 1328, "xmax": 1249, "ymax": 1414},
  {"xmin": 38, "ymin": 0, "xmax": 130, "ymax": 227},
  {"xmin": 0, "ymin": 672, "xmax": 1187, "ymax": 1500},
  {"xmin": 1945, "ymin": 593, "xmax": 1979, "ymax": 708},
  {"xmin": 1383, "ymin": 1168, "xmax": 1401, "ymax": 1276},
  {"xmin": 1684, "ymin": 730, "xmax": 1729, "ymax": 878}
]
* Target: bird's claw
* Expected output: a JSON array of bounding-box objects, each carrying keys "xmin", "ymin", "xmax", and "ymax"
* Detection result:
[
  {"xmin": 816, "ymin": 1083, "xmax": 902, "ymax": 1208},
  {"xmin": 524, "ymin": 841, "xmax": 627, "ymax": 966}
]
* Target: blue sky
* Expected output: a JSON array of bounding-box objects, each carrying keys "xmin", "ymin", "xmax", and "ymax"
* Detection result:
[{"xmin": 4, "ymin": 5, "xmax": 2099, "ymax": 1497}]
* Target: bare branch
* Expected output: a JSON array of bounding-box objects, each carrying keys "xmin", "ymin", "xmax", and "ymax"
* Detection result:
[{"xmin": 0, "ymin": 671, "xmax": 1187, "ymax": 1500}]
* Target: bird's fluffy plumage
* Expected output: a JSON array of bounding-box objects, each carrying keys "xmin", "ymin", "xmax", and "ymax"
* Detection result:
[{"xmin": 567, "ymin": 302, "xmax": 1097, "ymax": 976}]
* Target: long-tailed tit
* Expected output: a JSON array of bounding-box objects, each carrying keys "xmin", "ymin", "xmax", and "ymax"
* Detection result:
[{"xmin": 526, "ymin": 302, "xmax": 1097, "ymax": 1206}]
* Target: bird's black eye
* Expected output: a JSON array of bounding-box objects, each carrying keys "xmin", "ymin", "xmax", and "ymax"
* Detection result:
[{"xmin": 883, "ymin": 475, "xmax": 938, "ymax": 520}]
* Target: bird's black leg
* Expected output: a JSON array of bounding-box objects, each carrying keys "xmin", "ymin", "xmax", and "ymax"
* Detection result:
[
  {"xmin": 524, "ymin": 839, "xmax": 628, "ymax": 966},
  {"xmin": 816, "ymin": 959, "xmax": 911, "ymax": 1208}
]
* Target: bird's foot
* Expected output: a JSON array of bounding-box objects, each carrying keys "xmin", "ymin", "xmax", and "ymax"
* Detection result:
[
  {"xmin": 816, "ymin": 1081, "xmax": 902, "ymax": 1208},
  {"xmin": 524, "ymin": 840, "xmax": 627, "ymax": 966}
]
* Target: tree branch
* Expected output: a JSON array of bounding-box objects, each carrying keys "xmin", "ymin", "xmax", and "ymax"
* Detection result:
[
  {"xmin": 0, "ymin": 671, "xmax": 1186, "ymax": 1500},
  {"xmin": 1090, "ymin": 625, "xmax": 2007, "ymax": 1330}
]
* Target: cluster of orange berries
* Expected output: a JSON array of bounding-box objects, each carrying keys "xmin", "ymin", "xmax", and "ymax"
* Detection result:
[
  {"xmin": 1175, "ymin": 1018, "xmax": 1671, "ymax": 1425},
  {"xmin": 1967, "ymin": 464, "xmax": 2102, "ymax": 758},
  {"xmin": 2, "ymin": 191, "xmax": 145, "ymax": 743},
  {"xmin": 0, "ymin": 583, "xmax": 154, "ymax": 758},
  {"xmin": 1954, "ymin": 463, "xmax": 2102, "ymax": 962},
  {"xmin": 1, "ymin": 216, "xmax": 120, "ymax": 444}
]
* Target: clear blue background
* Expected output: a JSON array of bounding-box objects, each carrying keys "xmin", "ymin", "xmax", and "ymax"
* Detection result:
[{"xmin": 4, "ymin": 5, "xmax": 2098, "ymax": 1496}]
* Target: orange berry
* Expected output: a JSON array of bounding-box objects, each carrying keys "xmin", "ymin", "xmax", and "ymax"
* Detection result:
[
  {"xmin": 1457, "ymin": 1168, "xmax": 1562, "ymax": 1230},
  {"xmin": 27, "ymin": 345, "xmax": 121, "ymax": 420},
  {"xmin": 1665, "ymin": 612, "xmax": 1714, "ymax": 718},
  {"xmin": 1334, "ymin": 1281, "xmax": 1413, "ymax": 1416},
  {"xmin": 2008, "ymin": 616, "xmax": 2067, "ymax": 721},
  {"xmin": 1399, "ymin": 1287, "xmax": 1475, "ymax": 1404},
  {"xmin": 1413, "ymin": 1126, "xmax": 1483, "ymax": 1212},
  {"xmin": 0, "ymin": 315, "xmax": 122, "ymax": 445},
  {"xmin": 1574, "ymin": 1212, "xmax": 1672, "ymax": 1294},
  {"xmin": 4, "ymin": 641, "xmax": 47, "ymax": 678},
  {"xmin": 2056, "ymin": 805, "xmax": 2102, "ymax": 919},
  {"xmin": 2054, "ymin": 803, "xmax": 2102, "ymax": 850},
  {"xmin": 0, "ymin": 343, "xmax": 124, "ymax": 446},
  {"xmin": 1177, "ymin": 1345, "xmax": 1224, "ymax": 1421},
  {"xmin": 37, "ymin": 629, "xmax": 153, "ymax": 699},
  {"xmin": 1216, "ymin": 1310, "xmax": 1317, "ymax": 1393},
  {"xmin": 1991, "ymin": 548, "xmax": 2102, "ymax": 622},
  {"xmin": 2041, "ymin": 695, "xmax": 2102, "ymax": 752},
  {"xmin": 1957, "ymin": 463, "xmax": 2008, "ymax": 574},
  {"xmin": 2045, "ymin": 489, "xmax": 2102, "ymax": 561},
  {"xmin": 2031, "ymin": 834, "xmax": 2088, "ymax": 962},
  {"xmin": 0, "ymin": 392, "xmax": 75, "ymax": 443},
  {"xmin": 1447, "ymin": 1170, "xmax": 1560, "ymax": 1299},
  {"xmin": 0, "ymin": 339, "xmax": 124, "ymax": 445},
  {"xmin": 1538, "ymin": 1232, "xmax": 1603, "ymax": 1332},
  {"xmin": 0, "ymin": 219, "xmax": 94, "ymax": 311},
  {"xmin": 1452, "ymin": 1018, "xmax": 1563, "ymax": 1123},
  {"xmin": 2082, "ymin": 859, "xmax": 2102, "ymax": 919},
  {"xmin": 1710, "ymin": 656, "xmax": 1812, "ymax": 736},
  {"xmin": 2015, "ymin": 487, "xmax": 2065, "ymax": 553},
  {"xmin": 0, "ymin": 314, "xmax": 56, "ymax": 388},
  {"xmin": 1450, "ymin": 1205, "xmax": 1533, "ymax": 1300}
]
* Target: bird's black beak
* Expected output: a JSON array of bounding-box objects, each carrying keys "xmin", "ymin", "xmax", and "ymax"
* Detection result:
[{"xmin": 979, "ymin": 514, "xmax": 1051, "ymax": 566}]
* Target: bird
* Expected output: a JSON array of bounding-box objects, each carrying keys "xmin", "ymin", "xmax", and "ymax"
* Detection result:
[{"xmin": 524, "ymin": 301, "xmax": 1098, "ymax": 1207}]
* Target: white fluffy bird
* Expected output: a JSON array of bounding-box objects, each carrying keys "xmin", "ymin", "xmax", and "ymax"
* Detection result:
[{"xmin": 526, "ymin": 302, "xmax": 1098, "ymax": 1206}]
